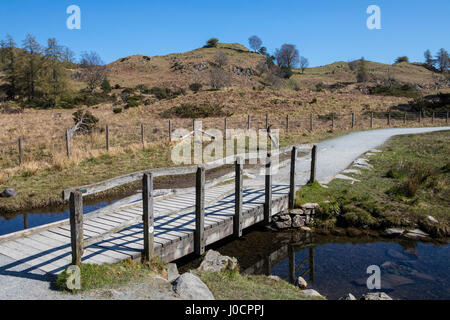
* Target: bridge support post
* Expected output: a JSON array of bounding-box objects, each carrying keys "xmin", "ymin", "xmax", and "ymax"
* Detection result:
[
  {"xmin": 234, "ymin": 157, "xmax": 243, "ymax": 238},
  {"xmin": 143, "ymin": 173, "xmax": 154, "ymax": 262},
  {"xmin": 288, "ymin": 147, "xmax": 298, "ymax": 210},
  {"xmin": 195, "ymin": 166, "xmax": 205, "ymax": 255},
  {"xmin": 70, "ymin": 191, "xmax": 84, "ymax": 266},
  {"xmin": 264, "ymin": 153, "xmax": 272, "ymax": 225},
  {"xmin": 309, "ymin": 145, "xmax": 317, "ymax": 184}
]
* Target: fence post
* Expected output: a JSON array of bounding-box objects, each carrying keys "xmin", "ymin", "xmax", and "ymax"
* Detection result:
[
  {"xmin": 265, "ymin": 113, "xmax": 269, "ymax": 130},
  {"xmin": 432, "ymin": 112, "xmax": 435, "ymax": 124},
  {"xmin": 234, "ymin": 157, "xmax": 243, "ymax": 238},
  {"xmin": 142, "ymin": 173, "xmax": 154, "ymax": 261},
  {"xmin": 168, "ymin": 120, "xmax": 172, "ymax": 141},
  {"xmin": 309, "ymin": 145, "xmax": 317, "ymax": 184},
  {"xmin": 141, "ymin": 124, "xmax": 145, "ymax": 148},
  {"xmin": 286, "ymin": 115, "xmax": 289, "ymax": 133},
  {"xmin": 65, "ymin": 129, "xmax": 71, "ymax": 158},
  {"xmin": 247, "ymin": 114, "xmax": 251, "ymax": 130},
  {"xmin": 69, "ymin": 191, "xmax": 84, "ymax": 266},
  {"xmin": 331, "ymin": 113, "xmax": 335, "ymax": 130},
  {"xmin": 419, "ymin": 111, "xmax": 422, "ymax": 123},
  {"xmin": 310, "ymin": 113, "xmax": 313, "ymax": 131},
  {"xmin": 404, "ymin": 112, "xmax": 407, "ymax": 125},
  {"xmin": 105, "ymin": 125, "xmax": 110, "ymax": 151},
  {"xmin": 447, "ymin": 112, "xmax": 449, "ymax": 125},
  {"xmin": 351, "ymin": 112, "xmax": 355, "ymax": 128},
  {"xmin": 193, "ymin": 119, "xmax": 196, "ymax": 132},
  {"xmin": 18, "ymin": 138, "xmax": 23, "ymax": 165},
  {"xmin": 289, "ymin": 146, "xmax": 298, "ymax": 210},
  {"xmin": 224, "ymin": 117, "xmax": 227, "ymax": 137},
  {"xmin": 387, "ymin": 112, "xmax": 391, "ymax": 126},
  {"xmin": 195, "ymin": 166, "xmax": 205, "ymax": 255},
  {"xmin": 264, "ymin": 153, "xmax": 272, "ymax": 225},
  {"xmin": 370, "ymin": 112, "xmax": 373, "ymax": 129}
]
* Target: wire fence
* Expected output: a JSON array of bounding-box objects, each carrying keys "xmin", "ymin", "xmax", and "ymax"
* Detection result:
[{"xmin": 0, "ymin": 111, "xmax": 448, "ymax": 169}]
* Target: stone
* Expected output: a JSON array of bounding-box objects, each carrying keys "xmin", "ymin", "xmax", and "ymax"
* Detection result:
[
  {"xmin": 339, "ymin": 293, "xmax": 357, "ymax": 300},
  {"xmin": 300, "ymin": 203, "xmax": 319, "ymax": 210},
  {"xmin": 0, "ymin": 188, "xmax": 17, "ymax": 198},
  {"xmin": 166, "ymin": 263, "xmax": 179, "ymax": 282},
  {"xmin": 404, "ymin": 229, "xmax": 429, "ymax": 239},
  {"xmin": 360, "ymin": 292, "xmax": 393, "ymax": 300},
  {"xmin": 197, "ymin": 250, "xmax": 238, "ymax": 272},
  {"xmin": 301, "ymin": 226, "xmax": 312, "ymax": 232},
  {"xmin": 292, "ymin": 215, "xmax": 305, "ymax": 228},
  {"xmin": 267, "ymin": 275, "xmax": 281, "ymax": 281},
  {"xmin": 273, "ymin": 214, "xmax": 292, "ymax": 229},
  {"xmin": 301, "ymin": 289, "xmax": 324, "ymax": 298},
  {"xmin": 295, "ymin": 276, "xmax": 308, "ymax": 289},
  {"xmin": 290, "ymin": 209, "xmax": 304, "ymax": 215},
  {"xmin": 172, "ymin": 273, "xmax": 215, "ymax": 300},
  {"xmin": 384, "ymin": 228, "xmax": 405, "ymax": 236},
  {"xmin": 427, "ymin": 216, "xmax": 438, "ymax": 224}
]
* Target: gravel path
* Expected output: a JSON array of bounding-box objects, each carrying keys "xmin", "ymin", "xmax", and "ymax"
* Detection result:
[{"xmin": 1, "ymin": 126, "xmax": 448, "ymax": 300}]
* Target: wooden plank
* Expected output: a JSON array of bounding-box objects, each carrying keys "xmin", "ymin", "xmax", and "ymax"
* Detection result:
[
  {"xmin": 69, "ymin": 191, "xmax": 83, "ymax": 266},
  {"xmin": 143, "ymin": 173, "xmax": 155, "ymax": 261},
  {"xmin": 195, "ymin": 166, "xmax": 205, "ymax": 255}
]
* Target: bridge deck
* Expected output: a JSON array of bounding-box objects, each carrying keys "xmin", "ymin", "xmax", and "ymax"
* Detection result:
[{"xmin": 0, "ymin": 183, "xmax": 290, "ymax": 275}]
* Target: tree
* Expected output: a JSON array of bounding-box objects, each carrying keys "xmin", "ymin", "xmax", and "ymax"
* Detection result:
[
  {"xmin": 424, "ymin": 50, "xmax": 434, "ymax": 68},
  {"xmin": 101, "ymin": 78, "xmax": 112, "ymax": 94},
  {"xmin": 275, "ymin": 44, "xmax": 300, "ymax": 69},
  {"xmin": 43, "ymin": 38, "xmax": 69, "ymax": 107},
  {"xmin": 79, "ymin": 51, "xmax": 107, "ymax": 92},
  {"xmin": 214, "ymin": 50, "xmax": 228, "ymax": 68},
  {"xmin": 1, "ymin": 35, "xmax": 19, "ymax": 99},
  {"xmin": 258, "ymin": 46, "xmax": 268, "ymax": 57},
  {"xmin": 248, "ymin": 36, "xmax": 262, "ymax": 52},
  {"xmin": 299, "ymin": 57, "xmax": 309, "ymax": 73},
  {"xmin": 205, "ymin": 38, "xmax": 219, "ymax": 48},
  {"xmin": 21, "ymin": 34, "xmax": 43, "ymax": 101},
  {"xmin": 394, "ymin": 56, "xmax": 409, "ymax": 64},
  {"xmin": 210, "ymin": 68, "xmax": 231, "ymax": 89},
  {"xmin": 356, "ymin": 57, "xmax": 369, "ymax": 83},
  {"xmin": 436, "ymin": 48, "xmax": 449, "ymax": 72}
]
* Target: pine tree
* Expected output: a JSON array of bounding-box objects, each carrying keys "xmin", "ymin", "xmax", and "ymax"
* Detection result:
[{"xmin": 43, "ymin": 38, "xmax": 69, "ymax": 108}]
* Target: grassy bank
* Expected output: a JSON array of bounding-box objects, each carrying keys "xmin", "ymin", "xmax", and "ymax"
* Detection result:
[
  {"xmin": 0, "ymin": 128, "xmax": 346, "ymax": 214},
  {"xmin": 296, "ymin": 130, "xmax": 450, "ymax": 238},
  {"xmin": 198, "ymin": 270, "xmax": 323, "ymax": 300}
]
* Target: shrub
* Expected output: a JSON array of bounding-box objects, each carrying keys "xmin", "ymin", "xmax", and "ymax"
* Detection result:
[
  {"xmin": 205, "ymin": 38, "xmax": 219, "ymax": 48},
  {"xmin": 72, "ymin": 110, "xmax": 99, "ymax": 134},
  {"xmin": 189, "ymin": 83, "xmax": 203, "ymax": 93},
  {"xmin": 161, "ymin": 103, "xmax": 231, "ymax": 118},
  {"xmin": 101, "ymin": 79, "xmax": 112, "ymax": 93},
  {"xmin": 113, "ymin": 107, "xmax": 122, "ymax": 114},
  {"xmin": 149, "ymin": 87, "xmax": 185, "ymax": 100},
  {"xmin": 280, "ymin": 66, "xmax": 293, "ymax": 79},
  {"xmin": 395, "ymin": 56, "xmax": 409, "ymax": 64},
  {"xmin": 369, "ymin": 83, "xmax": 419, "ymax": 98}
]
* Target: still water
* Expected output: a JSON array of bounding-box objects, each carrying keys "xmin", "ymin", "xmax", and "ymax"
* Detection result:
[{"xmin": 199, "ymin": 229, "xmax": 450, "ymax": 300}]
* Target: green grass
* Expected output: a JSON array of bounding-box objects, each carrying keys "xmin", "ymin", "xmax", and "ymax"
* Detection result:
[
  {"xmin": 296, "ymin": 130, "xmax": 450, "ymax": 237},
  {"xmin": 198, "ymin": 270, "xmax": 324, "ymax": 300},
  {"xmin": 55, "ymin": 256, "xmax": 167, "ymax": 293}
]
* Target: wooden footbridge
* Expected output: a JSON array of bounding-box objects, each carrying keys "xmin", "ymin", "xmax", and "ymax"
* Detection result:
[{"xmin": 0, "ymin": 144, "xmax": 316, "ymax": 276}]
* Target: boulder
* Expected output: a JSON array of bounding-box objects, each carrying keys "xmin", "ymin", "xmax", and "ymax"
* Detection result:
[
  {"xmin": 166, "ymin": 263, "xmax": 179, "ymax": 282},
  {"xmin": 404, "ymin": 229, "xmax": 429, "ymax": 239},
  {"xmin": 339, "ymin": 293, "xmax": 357, "ymax": 300},
  {"xmin": 267, "ymin": 275, "xmax": 281, "ymax": 281},
  {"xmin": 197, "ymin": 250, "xmax": 238, "ymax": 272},
  {"xmin": 172, "ymin": 273, "xmax": 214, "ymax": 300},
  {"xmin": 360, "ymin": 292, "xmax": 393, "ymax": 300},
  {"xmin": 0, "ymin": 188, "xmax": 17, "ymax": 198},
  {"xmin": 301, "ymin": 226, "xmax": 312, "ymax": 232},
  {"xmin": 427, "ymin": 216, "xmax": 438, "ymax": 224},
  {"xmin": 384, "ymin": 228, "xmax": 405, "ymax": 236},
  {"xmin": 295, "ymin": 276, "xmax": 308, "ymax": 289},
  {"xmin": 290, "ymin": 209, "xmax": 304, "ymax": 215},
  {"xmin": 273, "ymin": 214, "xmax": 292, "ymax": 229},
  {"xmin": 300, "ymin": 203, "xmax": 319, "ymax": 210},
  {"xmin": 301, "ymin": 289, "xmax": 324, "ymax": 298},
  {"xmin": 292, "ymin": 215, "xmax": 305, "ymax": 228}
]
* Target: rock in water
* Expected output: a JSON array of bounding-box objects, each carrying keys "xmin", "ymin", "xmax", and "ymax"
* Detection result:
[
  {"xmin": 172, "ymin": 273, "xmax": 214, "ymax": 300},
  {"xmin": 360, "ymin": 292, "xmax": 393, "ymax": 300},
  {"xmin": 0, "ymin": 188, "xmax": 17, "ymax": 198},
  {"xmin": 273, "ymin": 214, "xmax": 292, "ymax": 229},
  {"xmin": 295, "ymin": 276, "xmax": 308, "ymax": 289},
  {"xmin": 197, "ymin": 250, "xmax": 238, "ymax": 272},
  {"xmin": 339, "ymin": 293, "xmax": 357, "ymax": 300}
]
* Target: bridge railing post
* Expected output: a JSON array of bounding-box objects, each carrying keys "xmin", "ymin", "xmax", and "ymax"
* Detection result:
[
  {"xmin": 142, "ymin": 173, "xmax": 154, "ymax": 262},
  {"xmin": 195, "ymin": 166, "xmax": 205, "ymax": 255},
  {"xmin": 70, "ymin": 191, "xmax": 84, "ymax": 266},
  {"xmin": 309, "ymin": 145, "xmax": 317, "ymax": 184},
  {"xmin": 288, "ymin": 146, "xmax": 298, "ymax": 210},
  {"xmin": 264, "ymin": 153, "xmax": 272, "ymax": 225},
  {"xmin": 234, "ymin": 157, "xmax": 243, "ymax": 238}
]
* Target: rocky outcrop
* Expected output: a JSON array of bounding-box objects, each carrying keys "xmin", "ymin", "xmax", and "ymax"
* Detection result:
[
  {"xmin": 166, "ymin": 263, "xmax": 179, "ymax": 282},
  {"xmin": 197, "ymin": 250, "xmax": 238, "ymax": 272},
  {"xmin": 360, "ymin": 292, "xmax": 393, "ymax": 300},
  {"xmin": 271, "ymin": 204, "xmax": 318, "ymax": 230},
  {"xmin": 0, "ymin": 189, "xmax": 17, "ymax": 198},
  {"xmin": 172, "ymin": 273, "xmax": 215, "ymax": 300},
  {"xmin": 339, "ymin": 293, "xmax": 357, "ymax": 300}
]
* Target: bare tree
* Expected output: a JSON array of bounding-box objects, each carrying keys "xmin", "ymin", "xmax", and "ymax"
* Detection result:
[
  {"xmin": 214, "ymin": 50, "xmax": 228, "ymax": 68},
  {"xmin": 210, "ymin": 68, "xmax": 231, "ymax": 89},
  {"xmin": 275, "ymin": 44, "xmax": 299, "ymax": 69},
  {"xmin": 248, "ymin": 36, "xmax": 262, "ymax": 52},
  {"xmin": 299, "ymin": 57, "xmax": 309, "ymax": 73},
  {"xmin": 436, "ymin": 48, "xmax": 449, "ymax": 72},
  {"xmin": 79, "ymin": 51, "xmax": 107, "ymax": 92}
]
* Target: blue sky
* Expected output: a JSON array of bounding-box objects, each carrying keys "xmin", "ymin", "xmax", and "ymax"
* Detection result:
[{"xmin": 0, "ymin": 0, "xmax": 449, "ymax": 67}]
